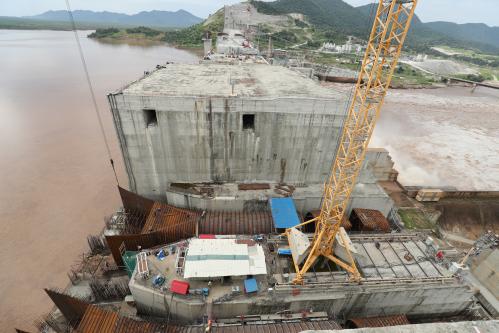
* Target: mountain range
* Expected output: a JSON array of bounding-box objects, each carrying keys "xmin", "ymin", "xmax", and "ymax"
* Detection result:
[
  {"xmin": 23, "ymin": 9, "xmax": 203, "ymax": 28},
  {"xmin": 2, "ymin": 1, "xmax": 499, "ymax": 54}
]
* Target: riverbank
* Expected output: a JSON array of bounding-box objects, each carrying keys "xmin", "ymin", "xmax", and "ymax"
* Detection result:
[{"xmin": 87, "ymin": 12, "xmax": 223, "ymax": 50}]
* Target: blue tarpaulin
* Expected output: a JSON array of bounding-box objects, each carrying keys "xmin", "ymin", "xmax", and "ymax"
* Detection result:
[
  {"xmin": 269, "ymin": 197, "xmax": 300, "ymax": 229},
  {"xmin": 277, "ymin": 248, "xmax": 292, "ymax": 256},
  {"xmin": 156, "ymin": 249, "xmax": 166, "ymax": 261},
  {"xmin": 244, "ymin": 278, "xmax": 258, "ymax": 293}
]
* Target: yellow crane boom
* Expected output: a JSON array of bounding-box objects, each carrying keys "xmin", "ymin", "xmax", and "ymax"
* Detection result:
[{"xmin": 287, "ymin": 0, "xmax": 419, "ymax": 285}]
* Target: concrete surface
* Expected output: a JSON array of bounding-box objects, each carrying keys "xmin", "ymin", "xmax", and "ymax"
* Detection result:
[
  {"xmin": 128, "ymin": 234, "xmax": 474, "ymax": 323},
  {"xmin": 120, "ymin": 63, "xmax": 344, "ymax": 98},
  {"xmin": 109, "ymin": 63, "xmax": 348, "ymax": 200},
  {"xmin": 223, "ymin": 3, "xmax": 290, "ymax": 32},
  {"xmin": 470, "ymin": 249, "xmax": 499, "ymax": 299},
  {"xmin": 302, "ymin": 320, "xmax": 499, "ymax": 333}
]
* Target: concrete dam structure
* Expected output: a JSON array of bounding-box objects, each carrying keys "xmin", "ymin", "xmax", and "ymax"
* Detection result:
[{"xmin": 108, "ymin": 63, "xmax": 394, "ymax": 214}]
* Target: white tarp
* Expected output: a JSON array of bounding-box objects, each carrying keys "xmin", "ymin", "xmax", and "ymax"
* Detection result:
[{"xmin": 183, "ymin": 238, "xmax": 267, "ymax": 279}]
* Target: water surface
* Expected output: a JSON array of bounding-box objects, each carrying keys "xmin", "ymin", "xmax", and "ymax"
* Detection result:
[{"xmin": 0, "ymin": 29, "xmax": 198, "ymax": 331}]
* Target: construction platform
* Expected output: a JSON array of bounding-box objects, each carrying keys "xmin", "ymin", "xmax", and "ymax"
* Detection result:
[
  {"xmin": 127, "ymin": 232, "xmax": 473, "ymax": 323},
  {"xmin": 119, "ymin": 63, "xmax": 344, "ymax": 98}
]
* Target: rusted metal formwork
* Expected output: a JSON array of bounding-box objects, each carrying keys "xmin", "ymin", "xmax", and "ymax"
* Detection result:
[
  {"xmin": 109, "ymin": 188, "xmax": 275, "ymax": 267},
  {"xmin": 238, "ymin": 183, "xmax": 271, "ymax": 190},
  {"xmin": 106, "ymin": 209, "xmax": 273, "ymax": 267},
  {"xmin": 77, "ymin": 305, "xmax": 180, "ymax": 333},
  {"xmin": 77, "ymin": 305, "xmax": 119, "ymax": 333},
  {"xmin": 75, "ymin": 302, "xmax": 341, "ymax": 333},
  {"xmin": 211, "ymin": 321, "xmax": 342, "ymax": 332},
  {"xmin": 309, "ymin": 210, "xmax": 352, "ymax": 230},
  {"xmin": 141, "ymin": 202, "xmax": 200, "ymax": 234},
  {"xmin": 44, "ymin": 288, "xmax": 89, "ymax": 328},
  {"xmin": 350, "ymin": 208, "xmax": 391, "ymax": 233},
  {"xmin": 106, "ymin": 227, "xmax": 196, "ymax": 267},
  {"xmin": 200, "ymin": 211, "xmax": 274, "ymax": 235},
  {"xmin": 119, "ymin": 186, "xmax": 155, "ymax": 216},
  {"xmin": 347, "ymin": 314, "xmax": 410, "ymax": 328}
]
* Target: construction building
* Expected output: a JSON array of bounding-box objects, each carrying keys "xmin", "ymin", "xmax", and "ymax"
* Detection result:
[
  {"xmin": 127, "ymin": 232, "xmax": 474, "ymax": 322},
  {"xmin": 108, "ymin": 63, "xmax": 395, "ymax": 216},
  {"xmin": 89, "ymin": 188, "xmax": 484, "ymax": 326}
]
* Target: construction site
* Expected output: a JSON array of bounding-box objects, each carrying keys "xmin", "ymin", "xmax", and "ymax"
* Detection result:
[{"xmin": 27, "ymin": 1, "xmax": 498, "ymax": 333}]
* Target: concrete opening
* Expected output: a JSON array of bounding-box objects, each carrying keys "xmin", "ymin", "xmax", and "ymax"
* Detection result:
[
  {"xmin": 304, "ymin": 212, "xmax": 317, "ymax": 233},
  {"xmin": 242, "ymin": 114, "xmax": 255, "ymax": 130},
  {"xmin": 143, "ymin": 109, "xmax": 157, "ymax": 127}
]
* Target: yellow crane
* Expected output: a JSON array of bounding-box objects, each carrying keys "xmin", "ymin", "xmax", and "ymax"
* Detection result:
[{"xmin": 286, "ymin": 0, "xmax": 419, "ymax": 285}]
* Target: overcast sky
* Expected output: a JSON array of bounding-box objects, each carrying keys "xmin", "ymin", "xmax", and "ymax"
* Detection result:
[{"xmin": 1, "ymin": 0, "xmax": 498, "ymax": 27}]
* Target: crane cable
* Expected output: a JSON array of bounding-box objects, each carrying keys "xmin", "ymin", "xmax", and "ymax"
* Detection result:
[{"xmin": 64, "ymin": 0, "xmax": 119, "ymax": 185}]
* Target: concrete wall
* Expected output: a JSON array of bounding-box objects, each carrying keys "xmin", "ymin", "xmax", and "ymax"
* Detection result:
[
  {"xmin": 129, "ymin": 278, "xmax": 206, "ymax": 322},
  {"xmin": 471, "ymin": 249, "xmax": 499, "ymax": 298},
  {"xmin": 129, "ymin": 278, "xmax": 473, "ymax": 323},
  {"xmin": 109, "ymin": 94, "xmax": 346, "ymax": 199},
  {"xmin": 364, "ymin": 148, "xmax": 397, "ymax": 182},
  {"xmin": 307, "ymin": 320, "xmax": 499, "ymax": 333}
]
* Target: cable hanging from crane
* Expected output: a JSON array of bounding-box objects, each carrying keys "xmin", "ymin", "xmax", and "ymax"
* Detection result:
[{"xmin": 64, "ymin": 0, "xmax": 119, "ymax": 186}]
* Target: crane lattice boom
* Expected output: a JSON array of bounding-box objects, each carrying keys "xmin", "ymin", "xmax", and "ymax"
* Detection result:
[{"xmin": 287, "ymin": 0, "xmax": 418, "ymax": 285}]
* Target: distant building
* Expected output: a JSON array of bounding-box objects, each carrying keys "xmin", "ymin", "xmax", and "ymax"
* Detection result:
[{"xmin": 321, "ymin": 37, "xmax": 364, "ymax": 54}]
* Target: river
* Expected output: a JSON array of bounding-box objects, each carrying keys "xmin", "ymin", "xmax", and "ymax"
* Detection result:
[
  {"xmin": 0, "ymin": 29, "xmax": 199, "ymax": 332},
  {"xmin": 1, "ymin": 29, "xmax": 498, "ymax": 332}
]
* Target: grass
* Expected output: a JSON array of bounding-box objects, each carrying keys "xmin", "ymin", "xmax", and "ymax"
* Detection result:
[
  {"xmin": 434, "ymin": 45, "xmax": 499, "ymax": 61},
  {"xmin": 306, "ymin": 53, "xmax": 437, "ymax": 87},
  {"xmin": 478, "ymin": 67, "xmax": 499, "ymax": 81},
  {"xmin": 307, "ymin": 52, "xmax": 361, "ymax": 71},
  {"xmin": 161, "ymin": 10, "xmax": 224, "ymax": 48},
  {"xmin": 398, "ymin": 208, "xmax": 437, "ymax": 231},
  {"xmin": 391, "ymin": 64, "xmax": 438, "ymax": 87},
  {"xmin": 88, "ymin": 27, "xmax": 166, "ymax": 43}
]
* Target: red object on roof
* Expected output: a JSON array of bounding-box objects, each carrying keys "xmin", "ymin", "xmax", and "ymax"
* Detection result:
[
  {"xmin": 199, "ymin": 234, "xmax": 216, "ymax": 239},
  {"xmin": 436, "ymin": 250, "xmax": 444, "ymax": 259},
  {"xmin": 170, "ymin": 280, "xmax": 189, "ymax": 295}
]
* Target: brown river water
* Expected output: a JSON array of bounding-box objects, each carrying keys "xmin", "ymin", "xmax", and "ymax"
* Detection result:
[
  {"xmin": 0, "ymin": 29, "xmax": 198, "ymax": 331},
  {"xmin": 1, "ymin": 29, "xmax": 498, "ymax": 331}
]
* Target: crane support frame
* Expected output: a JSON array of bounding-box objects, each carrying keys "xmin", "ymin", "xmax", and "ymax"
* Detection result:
[{"xmin": 287, "ymin": 0, "xmax": 418, "ymax": 285}]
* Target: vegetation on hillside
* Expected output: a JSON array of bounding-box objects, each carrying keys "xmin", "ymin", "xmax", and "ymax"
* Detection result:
[
  {"xmin": 252, "ymin": 0, "xmax": 368, "ymax": 36},
  {"xmin": 357, "ymin": 3, "xmax": 499, "ymax": 55},
  {"xmin": 252, "ymin": 0, "xmax": 367, "ymax": 49},
  {"xmin": 87, "ymin": 26, "xmax": 166, "ymax": 43},
  {"xmin": 425, "ymin": 21, "xmax": 499, "ymax": 50},
  {"xmin": 125, "ymin": 26, "xmax": 162, "ymax": 37},
  {"xmin": 161, "ymin": 10, "xmax": 224, "ymax": 47},
  {"xmin": 253, "ymin": 0, "xmax": 499, "ymax": 55},
  {"xmin": 87, "ymin": 28, "xmax": 121, "ymax": 39},
  {"xmin": 86, "ymin": 9, "xmax": 223, "ymax": 48}
]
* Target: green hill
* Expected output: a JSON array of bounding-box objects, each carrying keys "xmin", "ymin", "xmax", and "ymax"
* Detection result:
[
  {"xmin": 357, "ymin": 3, "xmax": 499, "ymax": 54},
  {"xmin": 252, "ymin": 0, "xmax": 369, "ymax": 35},
  {"xmin": 252, "ymin": 0, "xmax": 499, "ymax": 54},
  {"xmin": 425, "ymin": 22, "xmax": 499, "ymax": 50}
]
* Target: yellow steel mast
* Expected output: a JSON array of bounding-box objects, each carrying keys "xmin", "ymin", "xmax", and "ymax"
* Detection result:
[{"xmin": 287, "ymin": 0, "xmax": 419, "ymax": 285}]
